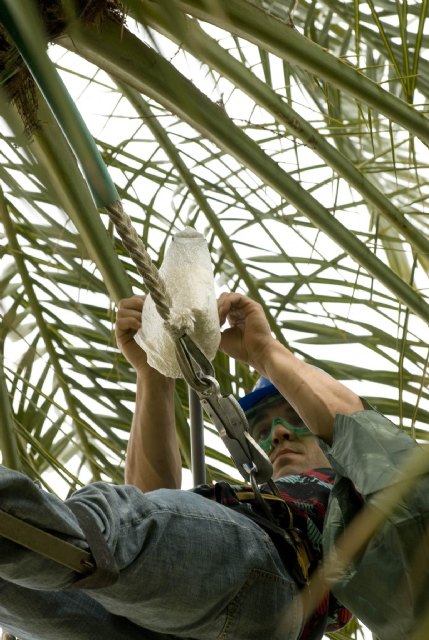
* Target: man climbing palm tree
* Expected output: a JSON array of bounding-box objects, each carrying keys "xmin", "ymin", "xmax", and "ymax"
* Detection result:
[{"xmin": 0, "ymin": 292, "xmax": 427, "ymax": 640}]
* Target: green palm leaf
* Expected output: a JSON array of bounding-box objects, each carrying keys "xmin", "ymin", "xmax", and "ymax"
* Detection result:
[{"xmin": 1, "ymin": 4, "xmax": 429, "ymax": 636}]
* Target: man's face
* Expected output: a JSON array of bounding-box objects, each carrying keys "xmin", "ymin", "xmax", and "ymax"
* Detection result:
[{"xmin": 248, "ymin": 395, "xmax": 330, "ymax": 479}]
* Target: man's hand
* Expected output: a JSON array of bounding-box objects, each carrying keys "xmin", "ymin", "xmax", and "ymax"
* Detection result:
[
  {"xmin": 115, "ymin": 296, "xmax": 149, "ymax": 373},
  {"xmin": 217, "ymin": 292, "xmax": 275, "ymax": 373}
]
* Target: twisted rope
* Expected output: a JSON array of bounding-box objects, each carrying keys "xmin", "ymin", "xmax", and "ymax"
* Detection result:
[{"xmin": 106, "ymin": 201, "xmax": 172, "ymax": 323}]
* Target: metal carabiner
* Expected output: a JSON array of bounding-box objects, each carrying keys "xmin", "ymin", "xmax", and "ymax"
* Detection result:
[
  {"xmin": 198, "ymin": 375, "xmax": 273, "ymax": 484},
  {"xmin": 174, "ymin": 333, "xmax": 273, "ymax": 483},
  {"xmin": 174, "ymin": 333, "xmax": 214, "ymax": 393}
]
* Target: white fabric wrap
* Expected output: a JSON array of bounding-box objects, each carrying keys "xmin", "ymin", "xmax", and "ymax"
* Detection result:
[{"xmin": 135, "ymin": 227, "xmax": 221, "ymax": 378}]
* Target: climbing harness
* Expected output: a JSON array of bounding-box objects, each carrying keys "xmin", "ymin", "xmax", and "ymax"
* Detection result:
[
  {"xmin": 215, "ymin": 482, "xmax": 312, "ymax": 587},
  {"xmin": 235, "ymin": 497, "xmax": 311, "ymax": 588},
  {"xmin": 68, "ymin": 503, "xmax": 119, "ymax": 589}
]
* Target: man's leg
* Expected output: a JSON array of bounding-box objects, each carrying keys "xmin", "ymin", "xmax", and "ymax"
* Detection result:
[
  {"xmin": 0, "ymin": 579, "xmax": 172, "ymax": 640},
  {"xmin": 0, "ymin": 466, "xmax": 302, "ymax": 640}
]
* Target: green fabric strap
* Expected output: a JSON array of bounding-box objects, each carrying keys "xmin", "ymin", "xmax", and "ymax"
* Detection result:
[{"xmin": 0, "ymin": 509, "xmax": 94, "ymax": 574}]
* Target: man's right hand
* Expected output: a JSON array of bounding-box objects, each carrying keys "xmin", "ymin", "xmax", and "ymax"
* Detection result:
[
  {"xmin": 115, "ymin": 296, "xmax": 149, "ymax": 373},
  {"xmin": 217, "ymin": 292, "xmax": 276, "ymax": 375}
]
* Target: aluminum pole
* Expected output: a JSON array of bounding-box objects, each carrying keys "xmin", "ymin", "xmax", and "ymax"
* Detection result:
[{"xmin": 188, "ymin": 386, "xmax": 206, "ymax": 485}]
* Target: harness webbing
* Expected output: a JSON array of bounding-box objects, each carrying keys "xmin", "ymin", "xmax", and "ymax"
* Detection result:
[
  {"xmin": 0, "ymin": 505, "xmax": 118, "ymax": 589},
  {"xmin": 212, "ymin": 484, "xmax": 312, "ymax": 586},
  {"xmin": 69, "ymin": 502, "xmax": 119, "ymax": 589},
  {"xmin": 0, "ymin": 509, "xmax": 93, "ymax": 573}
]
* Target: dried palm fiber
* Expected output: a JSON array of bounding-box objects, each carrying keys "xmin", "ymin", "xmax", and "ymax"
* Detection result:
[{"xmin": 0, "ymin": 0, "xmax": 125, "ymax": 134}]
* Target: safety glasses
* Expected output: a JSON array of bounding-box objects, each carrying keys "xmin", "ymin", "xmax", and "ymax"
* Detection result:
[{"xmin": 256, "ymin": 417, "xmax": 312, "ymax": 453}]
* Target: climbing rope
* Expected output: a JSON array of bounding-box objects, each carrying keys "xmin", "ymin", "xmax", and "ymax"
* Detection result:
[
  {"xmin": 106, "ymin": 201, "xmax": 174, "ymax": 327},
  {"xmin": 107, "ymin": 202, "xmax": 213, "ymax": 340}
]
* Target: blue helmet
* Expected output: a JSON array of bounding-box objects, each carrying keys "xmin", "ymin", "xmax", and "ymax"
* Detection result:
[{"xmin": 238, "ymin": 376, "xmax": 280, "ymax": 413}]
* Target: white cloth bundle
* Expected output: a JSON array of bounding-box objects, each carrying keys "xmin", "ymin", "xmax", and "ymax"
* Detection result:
[{"xmin": 135, "ymin": 227, "xmax": 221, "ymax": 378}]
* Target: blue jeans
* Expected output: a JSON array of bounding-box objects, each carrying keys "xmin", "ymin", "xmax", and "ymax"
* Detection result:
[
  {"xmin": 0, "ymin": 579, "xmax": 165, "ymax": 640},
  {"xmin": 0, "ymin": 467, "xmax": 302, "ymax": 640}
]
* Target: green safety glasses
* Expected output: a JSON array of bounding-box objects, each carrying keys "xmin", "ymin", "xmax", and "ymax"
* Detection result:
[{"xmin": 256, "ymin": 417, "xmax": 312, "ymax": 453}]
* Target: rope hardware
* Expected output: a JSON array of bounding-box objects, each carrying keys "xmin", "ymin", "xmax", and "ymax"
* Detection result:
[{"xmin": 175, "ymin": 332, "xmax": 274, "ymax": 485}]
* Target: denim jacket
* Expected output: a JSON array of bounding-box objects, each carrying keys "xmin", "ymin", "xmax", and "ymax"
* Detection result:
[{"xmin": 319, "ymin": 409, "xmax": 429, "ymax": 639}]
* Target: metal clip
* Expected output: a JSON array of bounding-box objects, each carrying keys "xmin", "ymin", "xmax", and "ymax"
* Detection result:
[
  {"xmin": 199, "ymin": 376, "xmax": 273, "ymax": 483},
  {"xmin": 174, "ymin": 333, "xmax": 214, "ymax": 393},
  {"xmin": 174, "ymin": 333, "xmax": 273, "ymax": 484}
]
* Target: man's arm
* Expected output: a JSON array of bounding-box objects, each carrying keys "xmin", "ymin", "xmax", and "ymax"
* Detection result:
[
  {"xmin": 116, "ymin": 296, "xmax": 181, "ymax": 491},
  {"xmin": 218, "ymin": 292, "xmax": 364, "ymax": 444}
]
